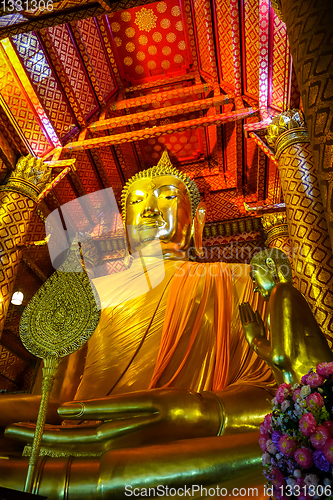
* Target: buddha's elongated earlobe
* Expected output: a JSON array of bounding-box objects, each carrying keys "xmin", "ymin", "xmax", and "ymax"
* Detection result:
[
  {"xmin": 265, "ymin": 257, "xmax": 278, "ymax": 282},
  {"xmin": 192, "ymin": 202, "xmax": 206, "ymax": 257}
]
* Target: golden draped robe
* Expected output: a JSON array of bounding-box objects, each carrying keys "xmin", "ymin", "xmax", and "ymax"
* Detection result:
[{"xmin": 73, "ymin": 259, "xmax": 273, "ymax": 401}]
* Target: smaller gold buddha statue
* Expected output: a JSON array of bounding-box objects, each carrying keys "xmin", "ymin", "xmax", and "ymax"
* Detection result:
[{"xmin": 240, "ymin": 248, "xmax": 333, "ymax": 386}]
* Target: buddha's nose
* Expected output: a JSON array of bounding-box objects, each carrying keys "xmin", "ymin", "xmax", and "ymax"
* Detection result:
[
  {"xmin": 142, "ymin": 196, "xmax": 161, "ymax": 217},
  {"xmin": 142, "ymin": 206, "xmax": 161, "ymax": 218}
]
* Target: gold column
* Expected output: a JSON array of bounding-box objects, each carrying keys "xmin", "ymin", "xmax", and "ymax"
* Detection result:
[
  {"xmin": 271, "ymin": 0, "xmax": 333, "ymax": 253},
  {"xmin": 261, "ymin": 212, "xmax": 291, "ymax": 255},
  {"xmin": 261, "ymin": 212, "xmax": 298, "ymax": 287},
  {"xmin": 0, "ymin": 155, "xmax": 52, "ymax": 337},
  {"xmin": 267, "ymin": 110, "xmax": 333, "ymax": 346}
]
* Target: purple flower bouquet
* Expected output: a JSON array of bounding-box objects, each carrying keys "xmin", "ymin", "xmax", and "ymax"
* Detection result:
[{"xmin": 261, "ymin": 362, "xmax": 333, "ymax": 500}]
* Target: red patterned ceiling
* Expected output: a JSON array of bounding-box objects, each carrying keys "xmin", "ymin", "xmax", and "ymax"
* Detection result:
[{"xmin": 108, "ymin": 1, "xmax": 191, "ymax": 84}]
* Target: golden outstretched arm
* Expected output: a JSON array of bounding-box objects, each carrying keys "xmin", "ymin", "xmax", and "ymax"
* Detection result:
[{"xmin": 5, "ymin": 385, "xmax": 272, "ymax": 453}]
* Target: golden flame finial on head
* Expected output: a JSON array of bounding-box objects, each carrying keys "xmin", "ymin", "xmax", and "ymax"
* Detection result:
[{"xmin": 120, "ymin": 150, "xmax": 200, "ymax": 222}]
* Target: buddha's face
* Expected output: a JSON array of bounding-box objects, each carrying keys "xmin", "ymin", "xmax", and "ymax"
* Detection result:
[
  {"xmin": 250, "ymin": 265, "xmax": 276, "ymax": 301},
  {"xmin": 125, "ymin": 175, "xmax": 192, "ymax": 257}
]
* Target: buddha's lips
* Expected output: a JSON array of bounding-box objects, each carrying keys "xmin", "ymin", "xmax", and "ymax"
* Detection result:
[{"xmin": 136, "ymin": 220, "xmax": 165, "ymax": 230}]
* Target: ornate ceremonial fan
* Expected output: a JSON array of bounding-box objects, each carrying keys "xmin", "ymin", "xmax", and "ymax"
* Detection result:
[{"xmin": 19, "ymin": 246, "xmax": 100, "ymax": 494}]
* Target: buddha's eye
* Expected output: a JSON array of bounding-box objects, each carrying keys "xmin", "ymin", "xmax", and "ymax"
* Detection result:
[
  {"xmin": 129, "ymin": 199, "xmax": 142, "ymax": 205},
  {"xmin": 164, "ymin": 195, "xmax": 176, "ymax": 200}
]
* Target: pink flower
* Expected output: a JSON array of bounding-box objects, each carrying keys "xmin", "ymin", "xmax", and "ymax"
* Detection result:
[
  {"xmin": 323, "ymin": 421, "xmax": 333, "ymax": 437},
  {"xmin": 323, "ymin": 438, "xmax": 333, "ymax": 464},
  {"xmin": 294, "ymin": 448, "xmax": 313, "ymax": 469},
  {"xmin": 310, "ymin": 425, "xmax": 330, "ymax": 450},
  {"xmin": 306, "ymin": 392, "xmax": 324, "ymax": 409},
  {"xmin": 271, "ymin": 468, "xmax": 286, "ymax": 488},
  {"xmin": 293, "ymin": 388, "xmax": 302, "ymax": 403},
  {"xmin": 316, "ymin": 362, "xmax": 333, "ymax": 378},
  {"xmin": 279, "ymin": 434, "xmax": 298, "ymax": 457},
  {"xmin": 301, "ymin": 372, "xmax": 324, "ymax": 388},
  {"xmin": 264, "ymin": 413, "xmax": 272, "ymax": 432},
  {"xmin": 259, "ymin": 423, "xmax": 269, "ymax": 439},
  {"xmin": 299, "ymin": 413, "xmax": 317, "ymax": 437},
  {"xmin": 276, "ymin": 383, "xmax": 292, "ymax": 404},
  {"xmin": 259, "ymin": 435, "xmax": 267, "ymax": 452}
]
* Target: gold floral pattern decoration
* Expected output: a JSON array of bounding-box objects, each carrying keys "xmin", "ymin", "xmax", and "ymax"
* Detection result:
[
  {"xmin": 124, "ymin": 56, "xmax": 133, "ymax": 66},
  {"xmin": 166, "ymin": 32, "xmax": 176, "ymax": 43},
  {"xmin": 121, "ymin": 11, "xmax": 131, "ymax": 22},
  {"xmin": 125, "ymin": 27, "xmax": 135, "ymax": 38},
  {"xmin": 136, "ymin": 51, "xmax": 146, "ymax": 61},
  {"xmin": 156, "ymin": 1, "xmax": 167, "ymax": 13},
  {"xmin": 126, "ymin": 42, "xmax": 135, "ymax": 52},
  {"xmin": 135, "ymin": 7, "xmax": 158, "ymax": 33},
  {"xmin": 139, "ymin": 35, "xmax": 148, "ymax": 45},
  {"xmin": 152, "ymin": 31, "xmax": 162, "ymax": 43}
]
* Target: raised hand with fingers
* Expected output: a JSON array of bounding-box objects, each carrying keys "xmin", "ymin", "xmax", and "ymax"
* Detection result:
[{"xmin": 239, "ymin": 302, "xmax": 266, "ymax": 348}]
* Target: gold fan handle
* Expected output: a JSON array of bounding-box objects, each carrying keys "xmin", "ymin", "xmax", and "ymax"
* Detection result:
[{"xmin": 24, "ymin": 357, "xmax": 60, "ymax": 494}]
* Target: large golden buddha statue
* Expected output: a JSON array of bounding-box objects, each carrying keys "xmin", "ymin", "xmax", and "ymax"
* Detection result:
[{"xmin": 0, "ymin": 152, "xmax": 330, "ymax": 497}]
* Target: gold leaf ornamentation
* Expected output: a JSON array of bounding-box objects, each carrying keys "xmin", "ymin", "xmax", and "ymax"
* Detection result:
[
  {"xmin": 160, "ymin": 18, "xmax": 171, "ymax": 29},
  {"xmin": 139, "ymin": 35, "xmax": 148, "ymax": 45},
  {"xmin": 121, "ymin": 11, "xmax": 131, "ymax": 22},
  {"xmin": 20, "ymin": 269, "xmax": 100, "ymax": 359},
  {"xmin": 147, "ymin": 60, "xmax": 157, "ymax": 70},
  {"xmin": 156, "ymin": 1, "xmax": 167, "ymax": 13},
  {"xmin": 162, "ymin": 46, "xmax": 171, "ymax": 55},
  {"xmin": 136, "ymin": 51, "xmax": 146, "ymax": 61},
  {"xmin": 166, "ymin": 32, "xmax": 176, "ymax": 43},
  {"xmin": 111, "ymin": 22, "xmax": 120, "ymax": 32},
  {"xmin": 161, "ymin": 59, "xmax": 170, "ymax": 69},
  {"xmin": 125, "ymin": 27, "xmax": 135, "ymax": 38},
  {"xmin": 175, "ymin": 20, "xmax": 183, "ymax": 31},
  {"xmin": 148, "ymin": 45, "xmax": 157, "ymax": 55},
  {"xmin": 135, "ymin": 7, "xmax": 157, "ymax": 33},
  {"xmin": 174, "ymin": 54, "xmax": 183, "ymax": 64},
  {"xmin": 152, "ymin": 31, "xmax": 162, "ymax": 43},
  {"xmin": 135, "ymin": 65, "xmax": 144, "ymax": 74},
  {"xmin": 124, "ymin": 56, "xmax": 133, "ymax": 66},
  {"xmin": 126, "ymin": 42, "xmax": 135, "ymax": 52}
]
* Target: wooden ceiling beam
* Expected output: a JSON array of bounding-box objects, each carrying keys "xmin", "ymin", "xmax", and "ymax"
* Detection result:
[
  {"xmin": 249, "ymin": 132, "xmax": 279, "ymax": 167},
  {"xmin": 244, "ymin": 0, "xmax": 272, "ymax": 133},
  {"xmin": 0, "ymin": 95, "xmax": 35, "ymax": 157},
  {"xmin": 0, "ymin": 128, "xmax": 16, "ymax": 169},
  {"xmin": 108, "ymin": 83, "xmax": 213, "ymax": 111},
  {"xmin": 229, "ymin": 0, "xmax": 242, "ymax": 97},
  {"xmin": 64, "ymin": 107, "xmax": 257, "ymax": 152},
  {"xmin": 39, "ymin": 30, "xmax": 86, "ymax": 128},
  {"xmin": 94, "ymin": 0, "xmax": 160, "ymax": 12},
  {"xmin": 22, "ymin": 252, "xmax": 48, "ymax": 283},
  {"xmin": 257, "ymin": 148, "xmax": 268, "ymax": 202},
  {"xmin": 124, "ymin": 73, "xmax": 197, "ymax": 93},
  {"xmin": 89, "ymin": 95, "xmax": 232, "ymax": 132},
  {"xmin": 0, "ymin": 4, "xmax": 106, "ymax": 40}
]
